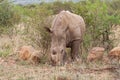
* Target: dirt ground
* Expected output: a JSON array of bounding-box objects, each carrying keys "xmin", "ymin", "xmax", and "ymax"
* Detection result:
[{"xmin": 0, "ymin": 57, "xmax": 120, "ymax": 80}]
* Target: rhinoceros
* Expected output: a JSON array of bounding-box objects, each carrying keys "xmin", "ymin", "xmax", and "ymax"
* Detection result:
[{"xmin": 45, "ymin": 10, "xmax": 85, "ymax": 66}]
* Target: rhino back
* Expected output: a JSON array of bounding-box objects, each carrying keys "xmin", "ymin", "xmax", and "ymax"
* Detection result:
[
  {"xmin": 65, "ymin": 11, "xmax": 85, "ymax": 40},
  {"xmin": 51, "ymin": 11, "xmax": 85, "ymax": 43}
]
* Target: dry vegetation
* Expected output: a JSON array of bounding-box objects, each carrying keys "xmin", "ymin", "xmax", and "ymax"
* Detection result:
[
  {"xmin": 0, "ymin": 0, "xmax": 120, "ymax": 80},
  {"xmin": 0, "ymin": 56, "xmax": 120, "ymax": 80},
  {"xmin": 110, "ymin": 25, "xmax": 120, "ymax": 47},
  {"xmin": 0, "ymin": 22, "xmax": 119, "ymax": 80}
]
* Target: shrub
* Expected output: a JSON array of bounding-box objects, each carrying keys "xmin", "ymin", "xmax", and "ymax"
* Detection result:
[
  {"xmin": 9, "ymin": 0, "xmax": 120, "ymax": 61},
  {"xmin": 22, "ymin": 4, "xmax": 53, "ymax": 55},
  {"xmin": 0, "ymin": 0, "xmax": 21, "ymax": 34},
  {"xmin": 73, "ymin": 0, "xmax": 120, "ymax": 53}
]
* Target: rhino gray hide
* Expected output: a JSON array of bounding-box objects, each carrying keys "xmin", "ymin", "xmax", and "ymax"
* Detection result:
[{"xmin": 45, "ymin": 10, "xmax": 85, "ymax": 66}]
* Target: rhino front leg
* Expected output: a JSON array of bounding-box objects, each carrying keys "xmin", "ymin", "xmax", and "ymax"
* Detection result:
[{"xmin": 71, "ymin": 40, "xmax": 81, "ymax": 61}]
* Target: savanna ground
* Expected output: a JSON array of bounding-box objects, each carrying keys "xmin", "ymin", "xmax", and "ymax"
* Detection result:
[
  {"xmin": 0, "ymin": 0, "xmax": 120, "ymax": 80},
  {"xmin": 0, "ymin": 56, "xmax": 120, "ymax": 80}
]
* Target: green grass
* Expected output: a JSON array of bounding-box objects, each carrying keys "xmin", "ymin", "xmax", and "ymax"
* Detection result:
[{"xmin": 0, "ymin": 48, "xmax": 11, "ymax": 57}]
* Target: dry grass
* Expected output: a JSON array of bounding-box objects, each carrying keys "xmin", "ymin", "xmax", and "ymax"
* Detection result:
[
  {"xmin": 0, "ymin": 24, "xmax": 120, "ymax": 80},
  {"xmin": 110, "ymin": 25, "xmax": 120, "ymax": 47},
  {"xmin": 0, "ymin": 57, "xmax": 120, "ymax": 80}
]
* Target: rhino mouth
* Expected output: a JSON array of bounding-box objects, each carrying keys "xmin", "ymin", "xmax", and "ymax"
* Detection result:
[
  {"xmin": 50, "ymin": 52, "xmax": 66, "ymax": 66},
  {"xmin": 50, "ymin": 58, "xmax": 57, "ymax": 66},
  {"xmin": 51, "ymin": 58, "xmax": 64, "ymax": 66}
]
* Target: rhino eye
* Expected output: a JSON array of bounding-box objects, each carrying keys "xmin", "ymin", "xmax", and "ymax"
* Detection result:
[
  {"xmin": 52, "ymin": 50, "xmax": 57, "ymax": 55},
  {"xmin": 61, "ymin": 49, "xmax": 64, "ymax": 54}
]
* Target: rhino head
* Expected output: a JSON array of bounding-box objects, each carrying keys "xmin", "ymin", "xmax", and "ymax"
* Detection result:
[{"xmin": 45, "ymin": 27, "xmax": 67, "ymax": 66}]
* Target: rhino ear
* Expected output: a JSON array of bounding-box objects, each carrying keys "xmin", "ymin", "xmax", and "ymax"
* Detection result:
[{"xmin": 44, "ymin": 27, "xmax": 52, "ymax": 33}]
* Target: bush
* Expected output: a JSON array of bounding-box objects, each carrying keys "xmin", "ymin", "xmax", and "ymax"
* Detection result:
[
  {"xmin": 3, "ymin": 0, "xmax": 119, "ymax": 60},
  {"xmin": 24, "ymin": 0, "xmax": 120, "ymax": 54},
  {"xmin": 0, "ymin": 0, "xmax": 21, "ymax": 34},
  {"xmin": 22, "ymin": 4, "xmax": 53, "ymax": 55},
  {"xmin": 73, "ymin": 0, "xmax": 120, "ymax": 52}
]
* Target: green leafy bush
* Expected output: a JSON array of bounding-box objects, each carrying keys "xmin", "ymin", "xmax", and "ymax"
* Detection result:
[
  {"xmin": 73, "ymin": 0, "xmax": 120, "ymax": 52},
  {"xmin": 0, "ymin": 0, "xmax": 21, "ymax": 34},
  {"xmin": 23, "ymin": 0, "xmax": 120, "ymax": 54}
]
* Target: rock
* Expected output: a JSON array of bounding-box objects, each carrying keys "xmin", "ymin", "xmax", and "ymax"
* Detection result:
[
  {"xmin": 87, "ymin": 47, "xmax": 105, "ymax": 62},
  {"xmin": 108, "ymin": 47, "xmax": 120, "ymax": 62},
  {"xmin": 18, "ymin": 45, "xmax": 41, "ymax": 64}
]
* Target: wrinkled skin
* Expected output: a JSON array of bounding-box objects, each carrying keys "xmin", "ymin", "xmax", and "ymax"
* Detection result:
[{"xmin": 46, "ymin": 10, "xmax": 85, "ymax": 66}]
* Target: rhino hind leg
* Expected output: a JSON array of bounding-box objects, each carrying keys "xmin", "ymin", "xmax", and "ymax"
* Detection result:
[{"xmin": 71, "ymin": 40, "xmax": 81, "ymax": 61}]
